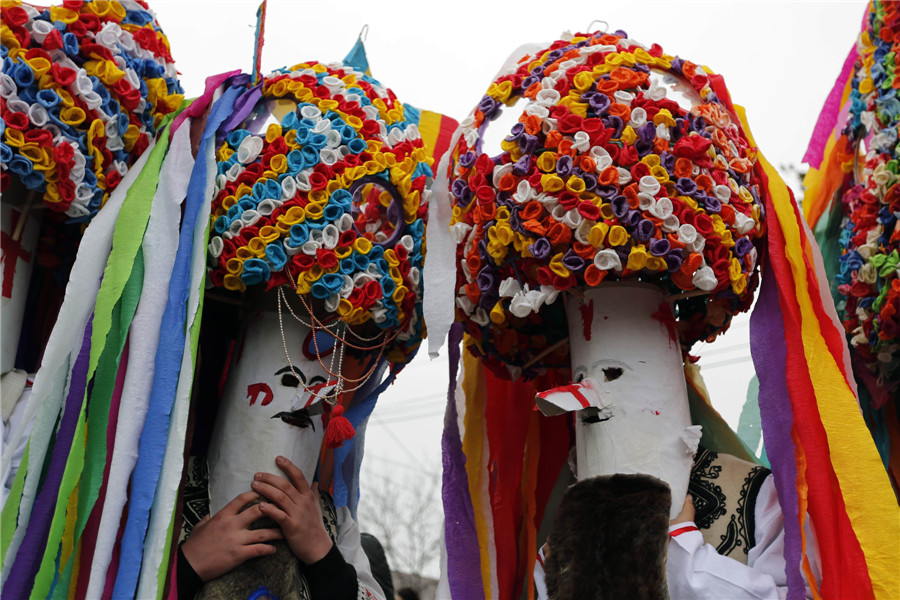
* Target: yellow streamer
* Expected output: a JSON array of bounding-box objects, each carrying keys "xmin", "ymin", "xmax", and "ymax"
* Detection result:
[{"xmin": 738, "ymin": 105, "xmax": 900, "ymax": 600}]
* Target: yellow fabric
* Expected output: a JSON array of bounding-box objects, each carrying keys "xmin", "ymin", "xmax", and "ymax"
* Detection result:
[
  {"xmin": 738, "ymin": 105, "xmax": 900, "ymax": 599},
  {"xmin": 792, "ymin": 432, "xmax": 821, "ymax": 600},
  {"xmin": 418, "ymin": 110, "xmax": 443, "ymax": 164},
  {"xmin": 462, "ymin": 349, "xmax": 494, "ymax": 599},
  {"xmin": 60, "ymin": 477, "xmax": 80, "ymax": 571}
]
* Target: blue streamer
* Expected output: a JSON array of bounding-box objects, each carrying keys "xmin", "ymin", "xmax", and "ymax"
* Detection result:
[{"xmin": 111, "ymin": 83, "xmax": 242, "ymax": 599}]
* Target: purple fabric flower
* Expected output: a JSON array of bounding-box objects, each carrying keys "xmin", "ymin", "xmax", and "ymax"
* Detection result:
[
  {"xmin": 458, "ymin": 151, "xmax": 476, "ymax": 168},
  {"xmin": 704, "ymin": 194, "xmax": 722, "ymax": 213},
  {"xmin": 556, "ymin": 155, "xmax": 573, "ymax": 178},
  {"xmin": 612, "ymin": 195, "xmax": 629, "ymax": 219},
  {"xmin": 675, "ymin": 177, "xmax": 698, "ymax": 196},
  {"xmin": 735, "ymin": 237, "xmax": 753, "ymax": 258},
  {"xmin": 666, "ymin": 252, "xmax": 684, "ymax": 272},
  {"xmin": 623, "ymin": 209, "xmax": 642, "ymax": 228},
  {"xmin": 562, "ymin": 249, "xmax": 585, "ymax": 272},
  {"xmin": 513, "ymin": 154, "xmax": 532, "ymax": 176},
  {"xmin": 635, "ymin": 219, "xmax": 655, "ymax": 242},
  {"xmin": 650, "ymin": 238, "xmax": 671, "ymax": 256},
  {"xmin": 519, "ymin": 134, "xmax": 539, "ymax": 154},
  {"xmin": 529, "ymin": 237, "xmax": 551, "ymax": 259},
  {"xmin": 477, "ymin": 267, "xmax": 495, "ymax": 292}
]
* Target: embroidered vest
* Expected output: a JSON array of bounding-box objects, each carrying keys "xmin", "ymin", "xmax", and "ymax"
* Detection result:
[
  {"xmin": 181, "ymin": 456, "xmax": 340, "ymax": 600},
  {"xmin": 688, "ymin": 446, "xmax": 770, "ymax": 565}
]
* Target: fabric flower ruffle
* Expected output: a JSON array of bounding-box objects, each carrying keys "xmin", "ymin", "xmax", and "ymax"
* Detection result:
[
  {"xmin": 829, "ymin": 2, "xmax": 900, "ymax": 386},
  {"xmin": 0, "ymin": 0, "xmax": 184, "ymax": 220},
  {"xmin": 445, "ymin": 30, "xmax": 767, "ymax": 376},
  {"xmin": 206, "ymin": 61, "xmax": 432, "ymax": 365}
]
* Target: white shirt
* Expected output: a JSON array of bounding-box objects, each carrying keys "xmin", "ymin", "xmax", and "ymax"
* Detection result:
[{"xmin": 666, "ymin": 474, "xmax": 820, "ymax": 600}]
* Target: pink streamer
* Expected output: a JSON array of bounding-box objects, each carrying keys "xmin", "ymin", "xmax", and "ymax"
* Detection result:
[{"xmin": 802, "ymin": 45, "xmax": 858, "ymax": 169}]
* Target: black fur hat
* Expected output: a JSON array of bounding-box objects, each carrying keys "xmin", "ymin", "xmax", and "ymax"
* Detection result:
[{"xmin": 544, "ymin": 474, "xmax": 671, "ymax": 600}]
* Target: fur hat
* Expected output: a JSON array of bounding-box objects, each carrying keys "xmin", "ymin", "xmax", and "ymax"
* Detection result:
[{"xmin": 544, "ymin": 473, "xmax": 671, "ymax": 600}]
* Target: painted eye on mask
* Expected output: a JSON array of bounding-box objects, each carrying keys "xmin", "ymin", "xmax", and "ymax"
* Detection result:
[{"xmin": 275, "ymin": 365, "xmax": 306, "ymax": 388}]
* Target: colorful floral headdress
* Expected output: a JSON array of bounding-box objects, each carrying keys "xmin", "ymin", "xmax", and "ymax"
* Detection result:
[
  {"xmin": 206, "ymin": 61, "xmax": 432, "ymax": 366},
  {"xmin": 446, "ymin": 30, "xmax": 766, "ymax": 376},
  {"xmin": 0, "ymin": 0, "xmax": 184, "ymax": 220},
  {"xmin": 829, "ymin": 2, "xmax": 899, "ymax": 386}
]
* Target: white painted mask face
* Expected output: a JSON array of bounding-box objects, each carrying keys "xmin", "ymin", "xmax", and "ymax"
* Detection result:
[
  {"xmin": 1, "ymin": 203, "xmax": 40, "ymax": 375},
  {"xmin": 536, "ymin": 284, "xmax": 701, "ymax": 518},
  {"xmin": 207, "ymin": 309, "xmax": 338, "ymax": 515}
]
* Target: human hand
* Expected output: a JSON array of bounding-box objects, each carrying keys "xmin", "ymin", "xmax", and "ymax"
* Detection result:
[
  {"xmin": 181, "ymin": 490, "xmax": 283, "ymax": 582},
  {"xmin": 253, "ymin": 455, "xmax": 334, "ymax": 564},
  {"xmin": 670, "ymin": 494, "xmax": 695, "ymax": 525}
]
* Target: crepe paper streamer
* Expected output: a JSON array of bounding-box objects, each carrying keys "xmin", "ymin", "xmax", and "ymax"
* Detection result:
[
  {"xmin": 801, "ymin": 45, "xmax": 860, "ymax": 171},
  {"xmin": 72, "ymin": 338, "xmax": 130, "ymax": 600},
  {"xmin": 251, "ymin": 1, "xmax": 267, "ymax": 86},
  {"xmin": 0, "ymin": 0, "xmax": 184, "ymax": 219},
  {"xmin": 425, "ymin": 126, "xmax": 465, "ymax": 359},
  {"xmin": 3, "ymin": 316, "xmax": 92, "ymax": 599},
  {"xmin": 441, "ymin": 336, "xmax": 572, "ymax": 599},
  {"xmin": 443, "ymin": 30, "xmax": 766, "ymax": 378},
  {"xmin": 137, "ymin": 313, "xmax": 202, "ymax": 599},
  {"xmin": 171, "ymin": 71, "xmax": 241, "ymax": 137},
  {"xmin": 331, "ymin": 361, "xmax": 391, "ymax": 514},
  {"xmin": 47, "ymin": 113, "xmax": 176, "ymax": 585},
  {"xmin": 83, "ymin": 120, "xmax": 197, "ymax": 599},
  {"xmin": 741, "ymin": 103, "xmax": 900, "ymax": 599},
  {"xmin": 135, "ymin": 118, "xmax": 214, "ymax": 600},
  {"xmin": 0, "ymin": 139, "xmax": 157, "ymax": 584},
  {"xmin": 52, "ymin": 258, "xmax": 144, "ymax": 598},
  {"xmin": 802, "ymin": 2, "xmax": 900, "ymax": 492},
  {"xmin": 111, "ymin": 82, "xmax": 243, "ymax": 599},
  {"xmin": 33, "ymin": 111, "xmax": 178, "ymax": 597},
  {"xmin": 441, "ymin": 324, "xmax": 485, "ymax": 600}
]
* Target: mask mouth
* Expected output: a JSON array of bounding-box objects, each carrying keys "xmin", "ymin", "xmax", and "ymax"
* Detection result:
[
  {"xmin": 272, "ymin": 409, "xmax": 315, "ymax": 430},
  {"xmin": 581, "ymin": 406, "xmax": 614, "ymax": 424}
]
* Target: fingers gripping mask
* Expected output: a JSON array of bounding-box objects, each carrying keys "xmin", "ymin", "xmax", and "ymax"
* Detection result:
[
  {"xmin": 535, "ymin": 284, "xmax": 701, "ymax": 518},
  {"xmin": 206, "ymin": 309, "xmax": 336, "ymax": 514}
]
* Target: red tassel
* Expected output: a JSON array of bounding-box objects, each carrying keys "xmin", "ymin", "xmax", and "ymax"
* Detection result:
[{"xmin": 324, "ymin": 404, "xmax": 355, "ymax": 449}]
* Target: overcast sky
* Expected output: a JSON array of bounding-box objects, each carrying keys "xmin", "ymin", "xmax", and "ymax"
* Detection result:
[{"xmin": 150, "ymin": 0, "xmax": 866, "ymax": 577}]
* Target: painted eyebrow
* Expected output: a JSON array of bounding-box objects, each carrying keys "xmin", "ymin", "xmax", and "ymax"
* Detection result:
[{"xmin": 274, "ymin": 365, "xmax": 307, "ymax": 380}]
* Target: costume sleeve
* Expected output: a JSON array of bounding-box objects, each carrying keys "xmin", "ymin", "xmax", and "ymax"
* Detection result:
[
  {"xmin": 332, "ymin": 506, "xmax": 386, "ymax": 600},
  {"xmin": 666, "ymin": 475, "xmax": 819, "ymax": 600},
  {"xmin": 176, "ymin": 544, "xmax": 204, "ymax": 600},
  {"xmin": 302, "ymin": 543, "xmax": 360, "ymax": 600}
]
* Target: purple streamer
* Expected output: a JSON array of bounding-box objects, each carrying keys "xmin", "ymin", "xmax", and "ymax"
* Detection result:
[
  {"xmin": 3, "ymin": 317, "xmax": 93, "ymax": 599},
  {"xmin": 441, "ymin": 323, "xmax": 485, "ymax": 600},
  {"xmin": 749, "ymin": 261, "xmax": 805, "ymax": 600}
]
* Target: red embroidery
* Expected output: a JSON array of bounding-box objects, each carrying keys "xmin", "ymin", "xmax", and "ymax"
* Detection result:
[{"xmin": 669, "ymin": 525, "xmax": 698, "ymax": 538}]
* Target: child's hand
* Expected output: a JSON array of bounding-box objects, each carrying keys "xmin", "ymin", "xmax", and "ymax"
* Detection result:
[
  {"xmin": 670, "ymin": 494, "xmax": 696, "ymax": 525},
  {"xmin": 254, "ymin": 455, "xmax": 334, "ymax": 564},
  {"xmin": 181, "ymin": 490, "xmax": 283, "ymax": 581}
]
